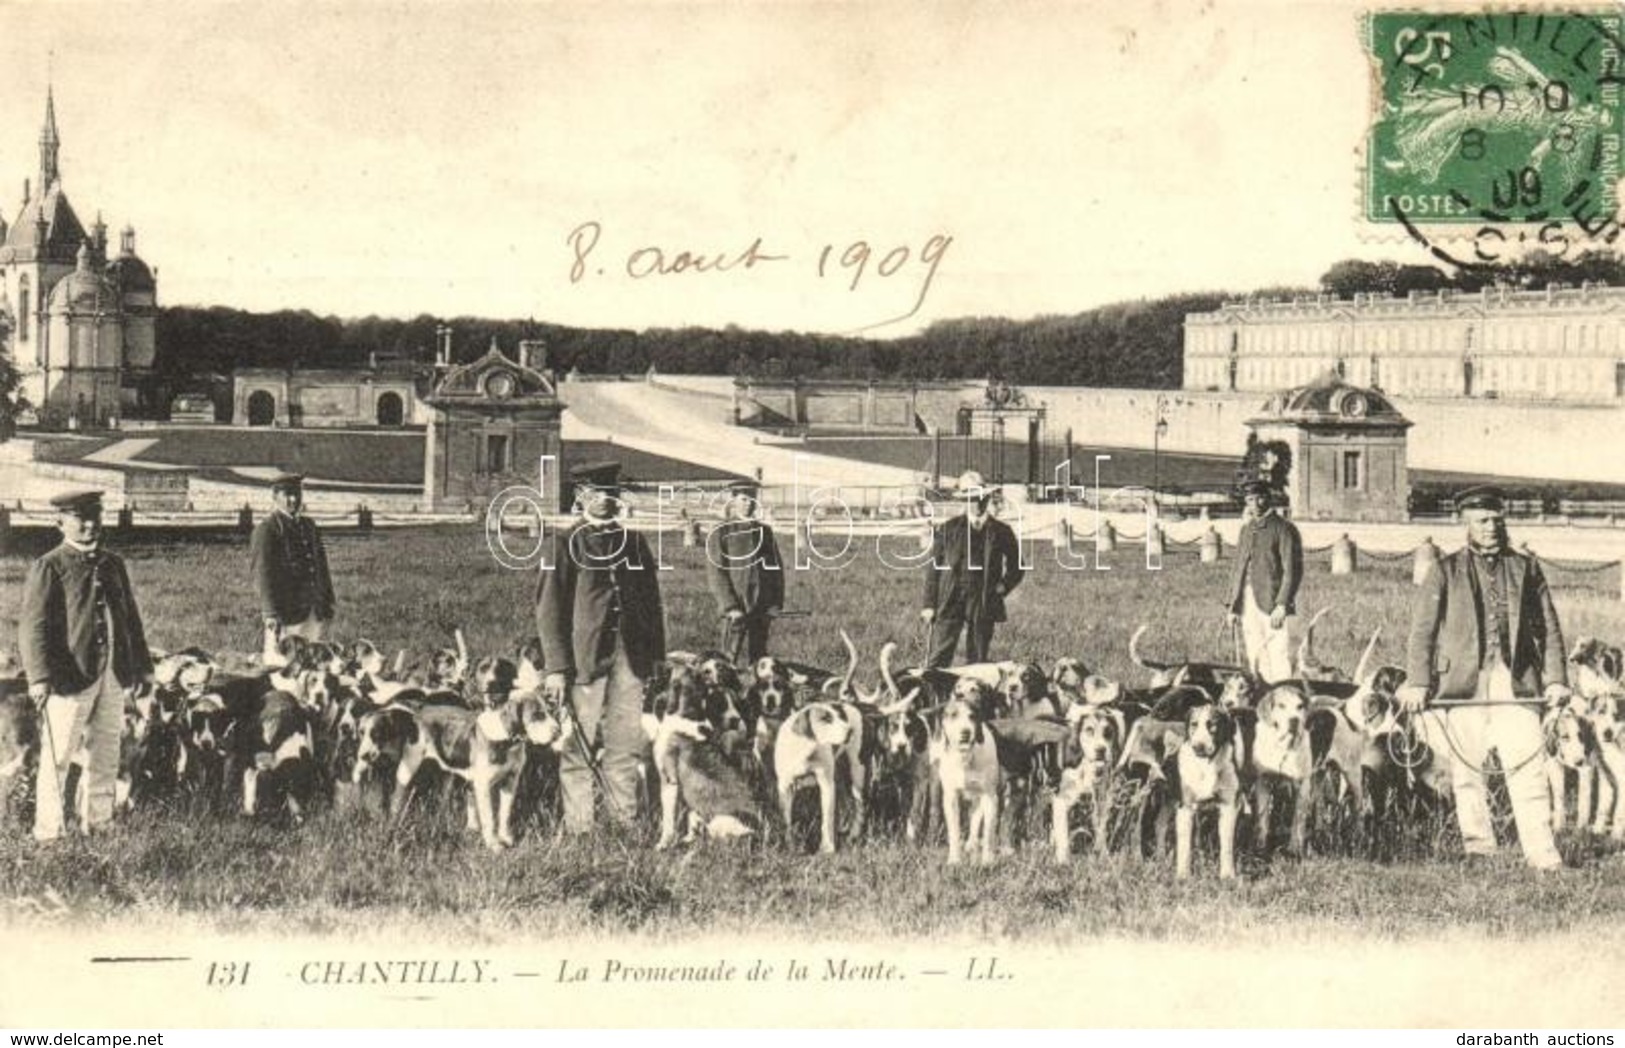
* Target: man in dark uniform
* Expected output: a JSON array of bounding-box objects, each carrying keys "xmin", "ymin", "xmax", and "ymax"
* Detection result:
[
  {"xmin": 250, "ymin": 473, "xmax": 336, "ymax": 664},
  {"xmin": 921, "ymin": 470, "xmax": 1024, "ymax": 668},
  {"xmin": 1225, "ymin": 478, "xmax": 1303, "ymax": 683},
  {"xmin": 537, "ymin": 461, "xmax": 666, "ymax": 833},
  {"xmin": 706, "ymin": 479, "xmax": 784, "ymax": 664},
  {"xmin": 21, "ymin": 489, "xmax": 154, "ymax": 841},
  {"xmin": 1399, "ymin": 485, "xmax": 1567, "ymax": 870}
]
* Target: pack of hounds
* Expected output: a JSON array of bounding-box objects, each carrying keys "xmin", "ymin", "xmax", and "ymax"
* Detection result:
[{"xmin": 2, "ymin": 620, "xmax": 1622, "ymax": 878}]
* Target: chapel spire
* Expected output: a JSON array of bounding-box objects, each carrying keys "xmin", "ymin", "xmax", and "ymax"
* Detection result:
[{"xmin": 39, "ymin": 83, "xmax": 61, "ymax": 189}]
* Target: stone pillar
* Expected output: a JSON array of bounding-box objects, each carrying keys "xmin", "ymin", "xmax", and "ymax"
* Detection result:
[
  {"xmin": 1200, "ymin": 527, "xmax": 1222, "ymax": 564},
  {"xmin": 1146, "ymin": 522, "xmax": 1165, "ymax": 559},
  {"xmin": 237, "ymin": 504, "xmax": 254, "ymax": 535},
  {"xmin": 1096, "ymin": 520, "xmax": 1117, "ymax": 554},
  {"xmin": 1331, "ymin": 534, "xmax": 1357, "ymax": 575}
]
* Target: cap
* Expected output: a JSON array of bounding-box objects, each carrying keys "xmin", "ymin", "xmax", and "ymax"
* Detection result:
[
  {"xmin": 570, "ymin": 460, "xmax": 622, "ymax": 487},
  {"xmin": 725, "ymin": 479, "xmax": 759, "ymax": 496},
  {"xmin": 955, "ymin": 470, "xmax": 991, "ymax": 500},
  {"xmin": 270, "ymin": 473, "xmax": 305, "ymax": 492},
  {"xmin": 1238, "ymin": 478, "xmax": 1273, "ymax": 498},
  {"xmin": 48, "ymin": 489, "xmax": 104, "ymax": 515},
  {"xmin": 1454, "ymin": 485, "xmax": 1506, "ymax": 513}
]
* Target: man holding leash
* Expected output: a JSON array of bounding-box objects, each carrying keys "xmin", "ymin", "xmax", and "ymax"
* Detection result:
[
  {"xmin": 21, "ymin": 489, "xmax": 154, "ymax": 841},
  {"xmin": 250, "ymin": 473, "xmax": 336, "ymax": 664},
  {"xmin": 1225, "ymin": 477, "xmax": 1303, "ymax": 683},
  {"xmin": 538, "ymin": 461, "xmax": 666, "ymax": 834},
  {"xmin": 1398, "ymin": 485, "xmax": 1568, "ymax": 871},
  {"xmin": 921, "ymin": 470, "xmax": 1024, "ymax": 668},
  {"xmin": 706, "ymin": 479, "xmax": 784, "ymax": 664}
]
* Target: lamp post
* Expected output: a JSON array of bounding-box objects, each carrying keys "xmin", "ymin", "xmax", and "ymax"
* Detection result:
[{"xmin": 1152, "ymin": 393, "xmax": 1171, "ymax": 501}]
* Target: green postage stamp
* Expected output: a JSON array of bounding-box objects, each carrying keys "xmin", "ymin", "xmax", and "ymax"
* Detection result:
[{"xmin": 1365, "ymin": 8, "xmax": 1625, "ymax": 241}]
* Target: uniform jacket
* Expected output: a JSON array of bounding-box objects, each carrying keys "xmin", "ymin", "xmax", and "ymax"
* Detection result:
[
  {"xmin": 1406, "ymin": 546, "xmax": 1567, "ymax": 701},
  {"xmin": 1226, "ymin": 511, "xmax": 1304, "ymax": 615},
  {"xmin": 537, "ymin": 520, "xmax": 666, "ymax": 685},
  {"xmin": 922, "ymin": 513, "xmax": 1024, "ymax": 622},
  {"xmin": 706, "ymin": 518, "xmax": 784, "ymax": 619},
  {"xmin": 251, "ymin": 510, "xmax": 336, "ymax": 623},
  {"xmin": 21, "ymin": 543, "xmax": 154, "ymax": 694}
]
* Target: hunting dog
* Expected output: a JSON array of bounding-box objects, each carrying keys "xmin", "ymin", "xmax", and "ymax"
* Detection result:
[
  {"xmin": 1581, "ymin": 688, "xmax": 1625, "ymax": 838},
  {"xmin": 1306, "ymin": 664, "xmax": 1406, "ymax": 853},
  {"xmin": 0, "ymin": 677, "xmax": 37, "ymax": 827},
  {"xmin": 1570, "ymin": 637, "xmax": 1624, "ymax": 700},
  {"xmin": 1051, "ymin": 701, "xmax": 1131, "ymax": 861},
  {"xmin": 652, "ymin": 663, "xmax": 764, "ymax": 849},
  {"xmin": 872, "ymin": 642, "xmax": 939, "ymax": 843},
  {"xmin": 1174, "ymin": 701, "xmax": 1242, "ymax": 880},
  {"xmin": 936, "ymin": 682, "xmax": 1002, "ymax": 865},
  {"xmin": 653, "ymin": 712, "xmax": 764, "ymax": 848},
  {"xmin": 774, "ymin": 698, "xmax": 870, "ymax": 854},
  {"xmin": 1248, "ymin": 682, "xmax": 1315, "ymax": 857},
  {"xmin": 231, "ymin": 689, "xmax": 317, "ymax": 822},
  {"xmin": 353, "ymin": 692, "xmax": 570, "ymax": 850},
  {"xmin": 1545, "ymin": 694, "xmax": 1600, "ymax": 833}
]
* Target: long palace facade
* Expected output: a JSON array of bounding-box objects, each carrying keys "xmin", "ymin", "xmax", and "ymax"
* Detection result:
[{"xmin": 1184, "ymin": 284, "xmax": 1625, "ymax": 402}]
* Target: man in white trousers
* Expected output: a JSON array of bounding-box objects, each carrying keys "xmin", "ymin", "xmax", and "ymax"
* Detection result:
[
  {"xmin": 1398, "ymin": 486, "xmax": 1569, "ymax": 871},
  {"xmin": 1225, "ymin": 478, "xmax": 1303, "ymax": 683},
  {"xmin": 21, "ymin": 489, "xmax": 155, "ymax": 841}
]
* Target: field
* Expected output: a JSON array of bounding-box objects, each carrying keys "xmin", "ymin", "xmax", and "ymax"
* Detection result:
[
  {"xmin": 800, "ymin": 433, "xmax": 1625, "ymax": 502},
  {"xmin": 30, "ymin": 430, "xmax": 743, "ymax": 488},
  {"xmin": 3, "ymin": 525, "xmax": 1625, "ymax": 947}
]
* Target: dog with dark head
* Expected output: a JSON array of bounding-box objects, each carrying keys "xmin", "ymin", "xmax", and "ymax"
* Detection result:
[
  {"xmin": 231, "ymin": 689, "xmax": 316, "ymax": 823},
  {"xmin": 1049, "ymin": 657, "xmax": 1092, "ymax": 714},
  {"xmin": 1307, "ymin": 659, "xmax": 1406, "ymax": 856},
  {"xmin": 870, "ymin": 641, "xmax": 939, "ymax": 843},
  {"xmin": 1571, "ymin": 637, "xmax": 1625, "ymax": 701},
  {"xmin": 1051, "ymin": 701, "xmax": 1129, "ymax": 862},
  {"xmin": 652, "ymin": 662, "xmax": 745, "ymax": 849},
  {"xmin": 651, "ymin": 664, "xmax": 765, "ymax": 850}
]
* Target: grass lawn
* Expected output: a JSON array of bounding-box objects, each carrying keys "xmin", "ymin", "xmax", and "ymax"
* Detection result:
[
  {"xmin": 802, "ymin": 434, "xmax": 1625, "ymax": 502},
  {"xmin": 29, "ymin": 431, "xmax": 744, "ymax": 488},
  {"xmin": 2, "ymin": 527, "xmax": 1624, "ymax": 942}
]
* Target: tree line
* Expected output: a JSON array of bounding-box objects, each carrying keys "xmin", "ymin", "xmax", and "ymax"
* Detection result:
[
  {"xmin": 150, "ymin": 248, "xmax": 1625, "ymax": 392},
  {"xmin": 4, "ymin": 250, "xmax": 1622, "ymax": 433}
]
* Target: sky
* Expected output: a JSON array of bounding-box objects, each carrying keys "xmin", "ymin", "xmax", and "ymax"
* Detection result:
[{"xmin": 0, "ymin": 0, "xmax": 1403, "ymax": 335}]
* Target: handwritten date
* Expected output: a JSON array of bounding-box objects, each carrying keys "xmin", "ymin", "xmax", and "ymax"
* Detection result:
[{"xmin": 566, "ymin": 221, "xmax": 953, "ymax": 330}]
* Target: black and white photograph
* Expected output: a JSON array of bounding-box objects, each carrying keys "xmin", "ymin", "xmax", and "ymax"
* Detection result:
[{"xmin": 1, "ymin": 0, "xmax": 1624, "ymax": 1032}]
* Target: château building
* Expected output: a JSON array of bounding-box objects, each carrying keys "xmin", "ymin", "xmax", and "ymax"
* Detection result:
[
  {"xmin": 0, "ymin": 88, "xmax": 159, "ymax": 427},
  {"xmin": 1184, "ymin": 285, "xmax": 1625, "ymax": 402}
]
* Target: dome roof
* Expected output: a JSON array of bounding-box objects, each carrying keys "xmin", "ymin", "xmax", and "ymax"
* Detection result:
[
  {"xmin": 1, "ymin": 182, "xmax": 87, "ymax": 265},
  {"xmin": 47, "ymin": 242, "xmax": 118, "ymax": 313},
  {"xmin": 106, "ymin": 253, "xmax": 156, "ymax": 294},
  {"xmin": 1253, "ymin": 372, "xmax": 1406, "ymax": 424}
]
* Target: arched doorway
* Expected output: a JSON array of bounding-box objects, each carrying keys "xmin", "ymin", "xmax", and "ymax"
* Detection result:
[
  {"xmin": 246, "ymin": 390, "xmax": 276, "ymax": 426},
  {"xmin": 376, "ymin": 391, "xmax": 404, "ymax": 427}
]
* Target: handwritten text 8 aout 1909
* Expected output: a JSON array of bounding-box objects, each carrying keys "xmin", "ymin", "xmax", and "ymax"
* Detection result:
[{"xmin": 565, "ymin": 220, "xmax": 953, "ymax": 331}]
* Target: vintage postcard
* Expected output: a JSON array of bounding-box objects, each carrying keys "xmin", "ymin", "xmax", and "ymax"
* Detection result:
[{"xmin": 2, "ymin": 0, "xmax": 1625, "ymax": 1032}]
